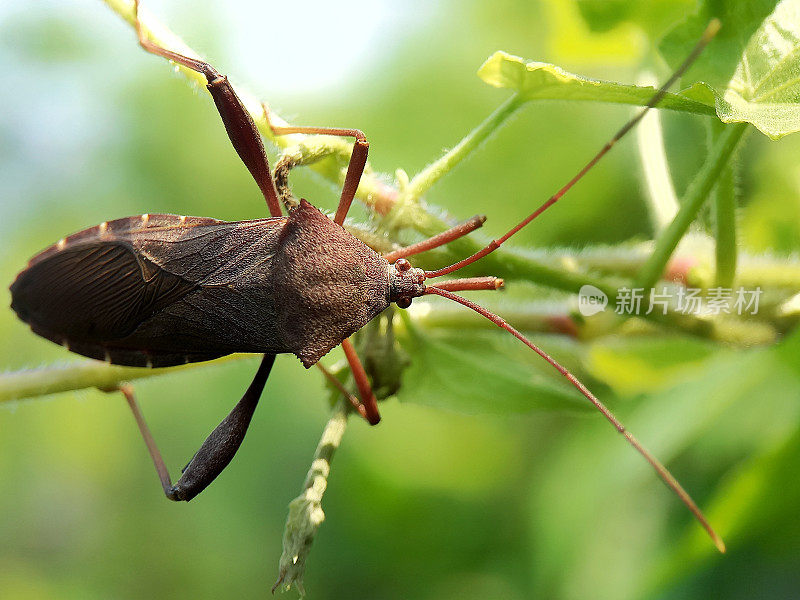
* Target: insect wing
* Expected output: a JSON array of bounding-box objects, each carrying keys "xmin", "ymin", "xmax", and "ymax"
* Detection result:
[
  {"xmin": 11, "ymin": 215, "xmax": 287, "ymax": 366},
  {"xmin": 11, "ymin": 240, "xmax": 195, "ymax": 342}
]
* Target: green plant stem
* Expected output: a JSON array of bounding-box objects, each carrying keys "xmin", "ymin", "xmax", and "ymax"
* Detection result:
[
  {"xmin": 274, "ymin": 399, "xmax": 349, "ymax": 595},
  {"xmin": 0, "ymin": 355, "xmax": 249, "ymax": 404},
  {"xmin": 410, "ymin": 301, "xmax": 580, "ymax": 334},
  {"xmin": 714, "ymin": 161, "xmax": 738, "ymax": 287},
  {"xmin": 404, "ymin": 94, "xmax": 525, "ymax": 201},
  {"xmin": 635, "ymin": 78, "xmax": 679, "ymax": 232},
  {"xmin": 636, "ymin": 123, "xmax": 748, "ymax": 290}
]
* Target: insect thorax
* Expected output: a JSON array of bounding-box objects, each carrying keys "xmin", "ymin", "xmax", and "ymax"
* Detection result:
[{"xmin": 271, "ymin": 199, "xmax": 392, "ymax": 367}]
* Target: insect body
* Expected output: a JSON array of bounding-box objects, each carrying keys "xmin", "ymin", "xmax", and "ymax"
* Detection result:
[
  {"xmin": 8, "ymin": 1, "xmax": 724, "ymax": 549},
  {"xmin": 10, "ymin": 200, "xmax": 418, "ymax": 370}
]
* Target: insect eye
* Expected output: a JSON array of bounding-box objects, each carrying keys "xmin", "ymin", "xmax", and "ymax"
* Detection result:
[
  {"xmin": 395, "ymin": 297, "xmax": 412, "ymax": 309},
  {"xmin": 395, "ymin": 258, "xmax": 412, "ymax": 272}
]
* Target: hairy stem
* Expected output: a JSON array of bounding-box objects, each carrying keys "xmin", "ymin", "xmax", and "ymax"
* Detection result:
[
  {"xmin": 714, "ymin": 161, "xmax": 738, "ymax": 288},
  {"xmin": 0, "ymin": 355, "xmax": 249, "ymax": 404},
  {"xmin": 405, "ymin": 94, "xmax": 525, "ymax": 201},
  {"xmin": 274, "ymin": 399, "xmax": 349, "ymax": 595}
]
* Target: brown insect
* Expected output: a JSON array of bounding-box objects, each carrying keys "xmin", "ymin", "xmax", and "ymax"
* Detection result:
[{"xmin": 9, "ymin": 2, "xmax": 724, "ymax": 551}]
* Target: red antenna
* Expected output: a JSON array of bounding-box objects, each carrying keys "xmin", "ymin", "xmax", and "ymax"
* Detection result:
[
  {"xmin": 420, "ymin": 19, "xmax": 725, "ymax": 552},
  {"xmin": 424, "ymin": 287, "xmax": 726, "ymax": 552}
]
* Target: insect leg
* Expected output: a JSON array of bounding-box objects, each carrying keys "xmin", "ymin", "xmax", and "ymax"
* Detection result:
[
  {"xmin": 122, "ymin": 354, "xmax": 276, "ymax": 501},
  {"xmin": 120, "ymin": 384, "xmax": 173, "ymax": 497},
  {"xmin": 132, "ymin": 1, "xmax": 282, "ymax": 217},
  {"xmin": 382, "ymin": 215, "xmax": 487, "ymax": 262},
  {"xmin": 341, "ymin": 338, "xmax": 380, "ymax": 425},
  {"xmin": 262, "ymin": 105, "xmax": 369, "ymax": 225},
  {"xmin": 315, "ymin": 362, "xmax": 373, "ymax": 422}
]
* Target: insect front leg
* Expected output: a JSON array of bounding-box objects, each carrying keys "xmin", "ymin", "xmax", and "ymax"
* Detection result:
[
  {"xmin": 120, "ymin": 354, "xmax": 275, "ymax": 501},
  {"xmin": 133, "ymin": 0, "xmax": 282, "ymax": 217},
  {"xmin": 382, "ymin": 215, "xmax": 488, "ymax": 263}
]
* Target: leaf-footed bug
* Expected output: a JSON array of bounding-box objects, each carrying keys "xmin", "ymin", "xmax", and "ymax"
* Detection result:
[{"xmin": 8, "ymin": 1, "xmax": 724, "ymax": 552}]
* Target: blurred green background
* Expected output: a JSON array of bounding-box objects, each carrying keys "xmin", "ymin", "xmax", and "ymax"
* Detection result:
[{"xmin": 2, "ymin": 1, "xmax": 800, "ymax": 598}]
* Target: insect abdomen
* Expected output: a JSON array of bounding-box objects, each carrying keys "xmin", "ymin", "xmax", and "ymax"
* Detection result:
[{"xmin": 10, "ymin": 214, "xmax": 290, "ymax": 367}]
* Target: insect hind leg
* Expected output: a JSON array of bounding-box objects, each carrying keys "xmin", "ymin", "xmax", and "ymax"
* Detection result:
[{"xmin": 120, "ymin": 354, "xmax": 275, "ymax": 501}]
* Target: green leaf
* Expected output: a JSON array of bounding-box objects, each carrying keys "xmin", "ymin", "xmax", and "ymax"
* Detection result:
[
  {"xmin": 646, "ymin": 424, "xmax": 800, "ymax": 596},
  {"xmin": 395, "ymin": 328, "xmax": 593, "ymax": 414},
  {"xmin": 482, "ymin": 1, "xmax": 800, "ymax": 139},
  {"xmin": 586, "ymin": 336, "xmax": 716, "ymax": 396},
  {"xmin": 477, "ymin": 51, "xmax": 716, "ymax": 115},
  {"xmin": 660, "ymin": 0, "xmax": 800, "ymax": 139},
  {"xmin": 527, "ymin": 341, "xmax": 800, "ymax": 599},
  {"xmin": 576, "ymin": 0, "xmax": 695, "ymax": 39}
]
